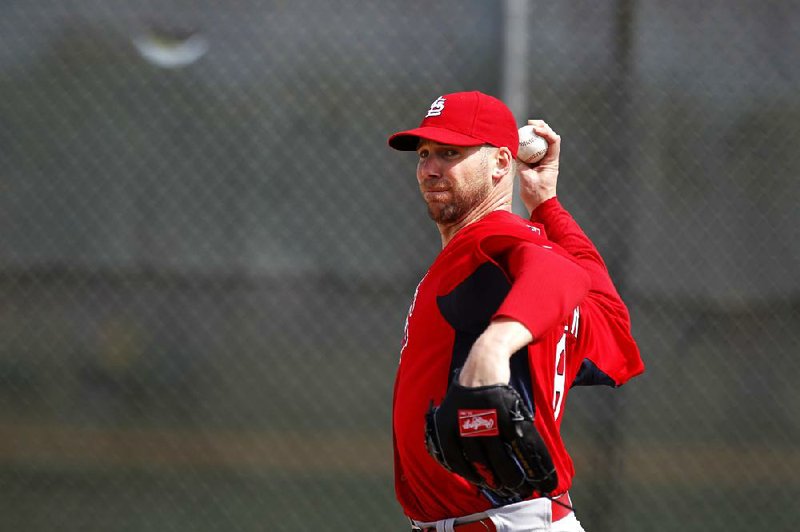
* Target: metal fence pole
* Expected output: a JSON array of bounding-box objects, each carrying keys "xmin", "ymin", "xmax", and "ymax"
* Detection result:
[{"xmin": 501, "ymin": 0, "xmax": 530, "ymax": 217}]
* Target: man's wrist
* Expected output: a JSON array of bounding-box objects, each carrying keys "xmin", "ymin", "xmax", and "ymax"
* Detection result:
[
  {"xmin": 530, "ymin": 196, "xmax": 560, "ymax": 222},
  {"xmin": 458, "ymin": 319, "xmax": 532, "ymax": 386}
]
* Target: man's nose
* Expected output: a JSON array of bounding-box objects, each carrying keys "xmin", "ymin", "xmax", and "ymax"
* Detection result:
[{"xmin": 418, "ymin": 156, "xmax": 440, "ymax": 178}]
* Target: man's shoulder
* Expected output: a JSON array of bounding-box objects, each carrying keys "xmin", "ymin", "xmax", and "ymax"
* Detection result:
[
  {"xmin": 465, "ymin": 211, "xmax": 581, "ymax": 268},
  {"xmin": 469, "ymin": 210, "xmax": 551, "ymax": 246}
]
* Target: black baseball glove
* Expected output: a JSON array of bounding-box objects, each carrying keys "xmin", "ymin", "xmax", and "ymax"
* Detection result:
[{"xmin": 425, "ymin": 382, "xmax": 557, "ymax": 505}]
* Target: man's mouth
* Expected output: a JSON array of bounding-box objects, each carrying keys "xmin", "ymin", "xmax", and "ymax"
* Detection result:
[
  {"xmin": 423, "ymin": 190, "xmax": 450, "ymax": 202},
  {"xmin": 422, "ymin": 179, "xmax": 450, "ymax": 195}
]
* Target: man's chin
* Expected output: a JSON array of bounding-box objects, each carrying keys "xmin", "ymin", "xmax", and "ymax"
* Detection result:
[{"xmin": 427, "ymin": 204, "xmax": 462, "ymax": 225}]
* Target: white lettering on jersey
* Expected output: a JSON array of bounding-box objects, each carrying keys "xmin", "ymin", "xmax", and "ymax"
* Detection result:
[
  {"xmin": 552, "ymin": 307, "xmax": 580, "ymax": 420},
  {"xmin": 570, "ymin": 306, "xmax": 580, "ymax": 336},
  {"xmin": 400, "ymin": 273, "xmax": 428, "ymax": 360},
  {"xmin": 552, "ymin": 328, "xmax": 567, "ymax": 419},
  {"xmin": 426, "ymin": 96, "xmax": 446, "ymax": 117}
]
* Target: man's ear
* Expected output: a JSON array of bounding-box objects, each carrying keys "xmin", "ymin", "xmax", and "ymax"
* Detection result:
[{"xmin": 492, "ymin": 147, "xmax": 513, "ymax": 182}]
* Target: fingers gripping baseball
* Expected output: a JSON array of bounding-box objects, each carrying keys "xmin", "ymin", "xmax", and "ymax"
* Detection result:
[{"xmin": 517, "ymin": 120, "xmax": 561, "ymax": 215}]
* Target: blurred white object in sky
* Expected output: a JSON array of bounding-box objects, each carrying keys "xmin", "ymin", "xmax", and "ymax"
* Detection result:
[{"xmin": 133, "ymin": 29, "xmax": 208, "ymax": 68}]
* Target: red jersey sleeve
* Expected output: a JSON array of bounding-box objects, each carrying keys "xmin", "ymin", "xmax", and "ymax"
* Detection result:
[
  {"xmin": 531, "ymin": 198, "xmax": 644, "ymax": 386},
  {"xmin": 477, "ymin": 235, "xmax": 590, "ymax": 341}
]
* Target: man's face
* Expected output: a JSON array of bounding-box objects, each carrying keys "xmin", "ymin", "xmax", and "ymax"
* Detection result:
[{"xmin": 415, "ymin": 141, "xmax": 493, "ymax": 225}]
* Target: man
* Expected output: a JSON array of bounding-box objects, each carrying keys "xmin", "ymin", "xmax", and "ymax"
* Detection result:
[{"xmin": 388, "ymin": 91, "xmax": 644, "ymax": 531}]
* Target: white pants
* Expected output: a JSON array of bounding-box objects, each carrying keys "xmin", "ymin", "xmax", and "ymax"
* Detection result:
[
  {"xmin": 549, "ymin": 513, "xmax": 586, "ymax": 532},
  {"xmin": 413, "ymin": 497, "xmax": 587, "ymax": 532}
]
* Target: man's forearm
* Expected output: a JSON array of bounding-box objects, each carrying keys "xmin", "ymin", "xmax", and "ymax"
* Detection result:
[
  {"xmin": 457, "ymin": 318, "xmax": 533, "ymax": 387},
  {"xmin": 531, "ymin": 197, "xmax": 618, "ymax": 296}
]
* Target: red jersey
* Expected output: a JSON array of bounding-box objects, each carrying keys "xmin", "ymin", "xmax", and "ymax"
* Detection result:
[{"xmin": 393, "ymin": 199, "xmax": 644, "ymax": 522}]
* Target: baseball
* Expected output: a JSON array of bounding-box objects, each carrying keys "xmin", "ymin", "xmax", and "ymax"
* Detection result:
[{"xmin": 517, "ymin": 125, "xmax": 548, "ymax": 164}]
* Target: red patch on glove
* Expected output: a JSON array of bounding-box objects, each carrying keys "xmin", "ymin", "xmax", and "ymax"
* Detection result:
[{"xmin": 458, "ymin": 409, "xmax": 499, "ymax": 437}]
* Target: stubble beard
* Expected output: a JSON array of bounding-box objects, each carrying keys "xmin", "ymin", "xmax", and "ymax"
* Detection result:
[
  {"xmin": 427, "ymin": 180, "xmax": 491, "ymax": 225},
  {"xmin": 426, "ymin": 149, "xmax": 492, "ymax": 225}
]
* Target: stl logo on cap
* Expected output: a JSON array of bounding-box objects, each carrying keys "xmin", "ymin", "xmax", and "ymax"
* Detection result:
[{"xmin": 425, "ymin": 96, "xmax": 446, "ymax": 118}]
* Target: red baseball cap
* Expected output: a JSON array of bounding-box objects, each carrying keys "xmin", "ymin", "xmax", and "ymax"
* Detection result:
[{"xmin": 388, "ymin": 91, "xmax": 519, "ymax": 158}]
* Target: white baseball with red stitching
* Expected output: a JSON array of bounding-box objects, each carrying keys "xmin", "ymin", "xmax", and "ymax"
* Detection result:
[{"xmin": 517, "ymin": 125, "xmax": 548, "ymax": 164}]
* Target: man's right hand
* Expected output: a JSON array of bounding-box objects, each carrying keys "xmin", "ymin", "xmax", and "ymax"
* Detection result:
[{"xmin": 517, "ymin": 120, "xmax": 561, "ymax": 214}]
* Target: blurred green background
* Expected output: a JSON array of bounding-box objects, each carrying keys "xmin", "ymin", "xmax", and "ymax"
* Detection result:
[{"xmin": 1, "ymin": 1, "xmax": 798, "ymax": 530}]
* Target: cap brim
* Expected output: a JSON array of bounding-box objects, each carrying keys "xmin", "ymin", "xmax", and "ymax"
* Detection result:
[{"xmin": 388, "ymin": 126, "xmax": 486, "ymax": 151}]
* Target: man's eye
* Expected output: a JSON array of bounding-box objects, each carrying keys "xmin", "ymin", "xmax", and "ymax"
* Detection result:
[{"xmin": 417, "ymin": 150, "xmax": 429, "ymax": 159}]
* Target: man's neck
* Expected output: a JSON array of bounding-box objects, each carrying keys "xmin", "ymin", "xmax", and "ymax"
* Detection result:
[{"xmin": 437, "ymin": 200, "xmax": 512, "ymax": 248}]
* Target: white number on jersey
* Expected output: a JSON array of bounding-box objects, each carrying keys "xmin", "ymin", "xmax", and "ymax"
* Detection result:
[{"xmin": 552, "ymin": 307, "xmax": 580, "ymax": 420}]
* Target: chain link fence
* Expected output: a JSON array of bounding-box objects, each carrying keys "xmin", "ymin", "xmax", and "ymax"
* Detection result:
[{"xmin": 1, "ymin": 1, "xmax": 798, "ymax": 531}]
